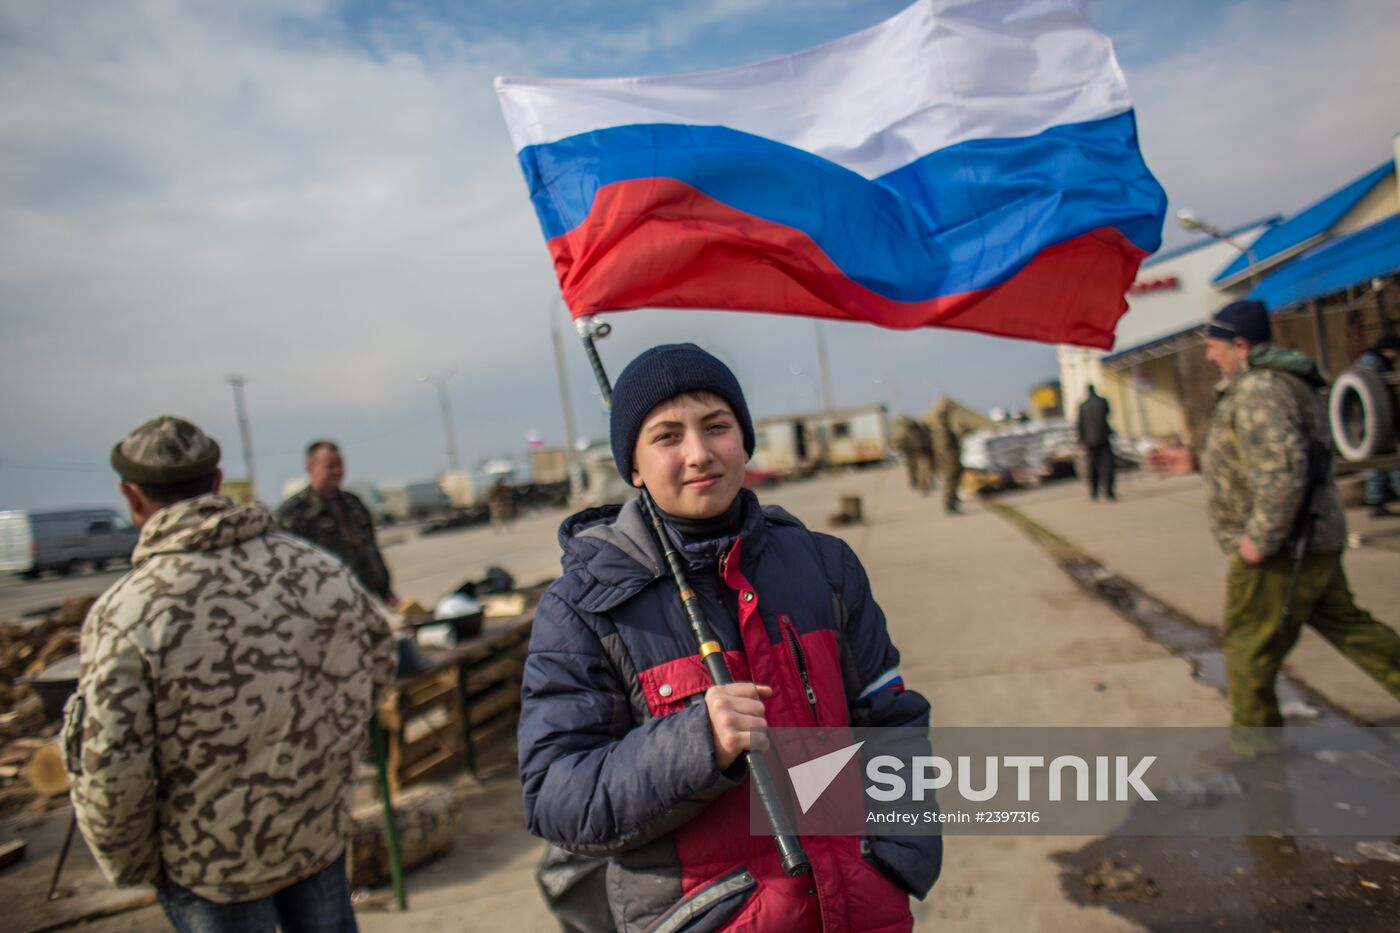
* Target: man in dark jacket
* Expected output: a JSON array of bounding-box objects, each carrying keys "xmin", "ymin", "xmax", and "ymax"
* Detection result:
[
  {"xmin": 278, "ymin": 440, "xmax": 395, "ymax": 603},
  {"xmin": 1076, "ymin": 385, "xmax": 1115, "ymax": 501},
  {"xmin": 518, "ymin": 344, "xmax": 938, "ymax": 932},
  {"xmin": 1355, "ymin": 336, "xmax": 1400, "ymax": 517}
]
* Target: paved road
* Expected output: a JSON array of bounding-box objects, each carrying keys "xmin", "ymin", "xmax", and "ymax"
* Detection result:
[{"xmin": 0, "ymin": 565, "xmax": 128, "ymax": 619}]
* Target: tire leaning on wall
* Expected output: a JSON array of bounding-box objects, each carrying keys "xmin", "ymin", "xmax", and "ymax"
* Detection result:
[{"xmin": 1329, "ymin": 368, "xmax": 1397, "ymax": 460}]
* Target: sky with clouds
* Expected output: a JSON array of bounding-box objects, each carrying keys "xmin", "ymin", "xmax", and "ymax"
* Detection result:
[{"xmin": 2, "ymin": 0, "xmax": 1398, "ymax": 509}]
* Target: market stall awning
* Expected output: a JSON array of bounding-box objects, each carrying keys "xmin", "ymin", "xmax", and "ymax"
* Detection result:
[
  {"xmin": 1101, "ymin": 322, "xmax": 1201, "ymax": 369},
  {"xmin": 1248, "ymin": 212, "xmax": 1400, "ymax": 311}
]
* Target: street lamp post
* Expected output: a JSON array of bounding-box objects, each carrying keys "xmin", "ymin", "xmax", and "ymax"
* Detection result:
[
  {"xmin": 789, "ymin": 367, "xmax": 822, "ymax": 411},
  {"xmin": 225, "ymin": 375, "xmax": 256, "ymax": 500},
  {"xmin": 1178, "ymin": 208, "xmax": 1334, "ymax": 377},
  {"xmin": 418, "ymin": 370, "xmax": 462, "ymax": 474},
  {"xmin": 1175, "ymin": 209, "xmax": 1261, "ymax": 287},
  {"xmin": 548, "ymin": 300, "xmax": 582, "ymax": 501},
  {"xmin": 871, "ymin": 375, "xmax": 901, "ymax": 416}
]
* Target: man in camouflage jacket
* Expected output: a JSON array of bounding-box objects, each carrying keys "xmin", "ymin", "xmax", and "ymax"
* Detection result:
[
  {"xmin": 278, "ymin": 439, "xmax": 394, "ymax": 602},
  {"xmin": 63, "ymin": 416, "xmax": 396, "ymax": 927},
  {"xmin": 1166, "ymin": 301, "xmax": 1400, "ymax": 729}
]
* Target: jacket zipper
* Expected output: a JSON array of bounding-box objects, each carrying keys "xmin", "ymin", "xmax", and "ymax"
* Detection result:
[
  {"xmin": 782, "ymin": 621, "xmax": 821, "ymax": 727},
  {"xmin": 720, "ymin": 551, "xmax": 821, "ymax": 730}
]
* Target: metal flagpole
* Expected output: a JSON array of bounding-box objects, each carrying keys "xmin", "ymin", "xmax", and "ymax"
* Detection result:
[{"xmin": 574, "ymin": 314, "xmax": 810, "ymax": 878}]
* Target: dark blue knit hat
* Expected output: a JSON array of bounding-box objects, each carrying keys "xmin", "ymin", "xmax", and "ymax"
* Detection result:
[
  {"xmin": 610, "ymin": 343, "xmax": 755, "ymax": 480},
  {"xmin": 1206, "ymin": 299, "xmax": 1271, "ymax": 345}
]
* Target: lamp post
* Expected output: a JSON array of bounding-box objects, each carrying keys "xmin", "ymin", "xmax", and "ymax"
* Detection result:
[
  {"xmin": 1175, "ymin": 209, "xmax": 1260, "ymax": 287},
  {"xmin": 871, "ymin": 375, "xmax": 901, "ymax": 415},
  {"xmin": 225, "ymin": 375, "xmax": 256, "ymax": 500},
  {"xmin": 548, "ymin": 300, "xmax": 582, "ymax": 500},
  {"xmin": 789, "ymin": 366, "xmax": 822, "ymax": 411},
  {"xmin": 417, "ymin": 370, "xmax": 462, "ymax": 474},
  {"xmin": 790, "ymin": 366, "xmax": 827, "ymax": 467}
]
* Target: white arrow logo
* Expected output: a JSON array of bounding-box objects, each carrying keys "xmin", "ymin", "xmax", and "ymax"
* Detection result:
[{"xmin": 788, "ymin": 741, "xmax": 865, "ymax": 814}]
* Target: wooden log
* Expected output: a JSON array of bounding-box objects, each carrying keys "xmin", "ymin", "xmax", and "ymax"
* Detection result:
[
  {"xmin": 0, "ymin": 695, "xmax": 45, "ymax": 741},
  {"xmin": 25, "ymin": 741, "xmax": 69, "ymax": 797},
  {"xmin": 348, "ymin": 784, "xmax": 459, "ymax": 889}
]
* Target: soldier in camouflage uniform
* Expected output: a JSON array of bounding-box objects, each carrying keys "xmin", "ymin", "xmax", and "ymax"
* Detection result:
[
  {"xmin": 62, "ymin": 416, "xmax": 396, "ymax": 929},
  {"xmin": 897, "ymin": 416, "xmax": 935, "ymax": 496},
  {"xmin": 932, "ymin": 400, "xmax": 964, "ymax": 514},
  {"xmin": 278, "ymin": 440, "xmax": 394, "ymax": 603},
  {"xmin": 1158, "ymin": 302, "xmax": 1400, "ymax": 729}
]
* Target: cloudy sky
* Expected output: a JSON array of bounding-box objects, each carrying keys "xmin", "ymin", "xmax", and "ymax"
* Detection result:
[{"xmin": 2, "ymin": 0, "xmax": 1398, "ymax": 509}]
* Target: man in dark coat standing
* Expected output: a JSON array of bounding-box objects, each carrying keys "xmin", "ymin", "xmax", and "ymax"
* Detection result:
[
  {"xmin": 1077, "ymin": 384, "xmax": 1115, "ymax": 501},
  {"xmin": 278, "ymin": 440, "xmax": 395, "ymax": 603}
]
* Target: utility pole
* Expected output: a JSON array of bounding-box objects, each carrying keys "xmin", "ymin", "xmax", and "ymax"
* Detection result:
[
  {"xmin": 225, "ymin": 375, "xmax": 256, "ymax": 499},
  {"xmin": 418, "ymin": 371, "xmax": 462, "ymax": 473},
  {"xmin": 549, "ymin": 301, "xmax": 583, "ymax": 501}
]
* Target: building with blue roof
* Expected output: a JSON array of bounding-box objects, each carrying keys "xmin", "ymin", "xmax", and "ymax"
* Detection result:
[{"xmin": 1057, "ymin": 138, "xmax": 1400, "ymax": 449}]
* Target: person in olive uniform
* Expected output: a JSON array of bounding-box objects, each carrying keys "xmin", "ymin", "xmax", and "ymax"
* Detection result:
[
  {"xmin": 1153, "ymin": 301, "xmax": 1400, "ymax": 730},
  {"xmin": 932, "ymin": 400, "xmax": 964, "ymax": 514},
  {"xmin": 278, "ymin": 440, "xmax": 395, "ymax": 604},
  {"xmin": 898, "ymin": 417, "xmax": 935, "ymax": 496}
]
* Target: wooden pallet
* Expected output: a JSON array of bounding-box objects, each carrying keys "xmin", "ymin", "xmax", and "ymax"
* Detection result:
[{"xmin": 377, "ymin": 585, "xmax": 543, "ymax": 794}]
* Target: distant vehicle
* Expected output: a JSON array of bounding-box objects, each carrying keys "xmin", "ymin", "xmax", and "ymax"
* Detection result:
[
  {"xmin": 378, "ymin": 481, "xmax": 454, "ymax": 523},
  {"xmin": 751, "ymin": 404, "xmax": 893, "ymax": 472},
  {"xmin": 343, "ymin": 482, "xmax": 397, "ymax": 526},
  {"xmin": 0, "ymin": 508, "xmax": 138, "ymax": 579}
]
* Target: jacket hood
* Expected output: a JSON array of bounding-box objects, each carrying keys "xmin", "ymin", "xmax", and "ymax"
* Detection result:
[
  {"xmin": 555, "ymin": 490, "xmax": 804, "ymax": 614},
  {"xmin": 133, "ymin": 494, "xmax": 275, "ymax": 565},
  {"xmin": 1247, "ymin": 344, "xmax": 1326, "ymax": 387}
]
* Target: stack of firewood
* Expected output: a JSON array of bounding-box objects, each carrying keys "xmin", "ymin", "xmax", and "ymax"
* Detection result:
[{"xmin": 0, "ymin": 595, "xmax": 96, "ymax": 817}]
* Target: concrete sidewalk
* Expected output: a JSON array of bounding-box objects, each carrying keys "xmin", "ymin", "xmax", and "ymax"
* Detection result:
[{"xmin": 1001, "ymin": 470, "xmax": 1400, "ymax": 725}]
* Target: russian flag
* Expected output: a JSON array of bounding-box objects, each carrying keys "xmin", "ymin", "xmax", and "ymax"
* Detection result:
[{"xmin": 495, "ymin": 0, "xmax": 1165, "ymax": 350}]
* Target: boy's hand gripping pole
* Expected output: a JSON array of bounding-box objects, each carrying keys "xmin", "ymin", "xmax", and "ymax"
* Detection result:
[{"xmin": 574, "ymin": 316, "xmax": 811, "ymax": 878}]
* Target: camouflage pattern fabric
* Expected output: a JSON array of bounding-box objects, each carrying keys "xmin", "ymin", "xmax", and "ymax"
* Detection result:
[
  {"xmin": 62, "ymin": 494, "xmax": 397, "ymax": 902},
  {"xmin": 111, "ymin": 415, "xmax": 220, "ymax": 486},
  {"xmin": 1200, "ymin": 346, "xmax": 1346, "ymax": 557},
  {"xmin": 897, "ymin": 420, "xmax": 935, "ymax": 495},
  {"xmin": 933, "ymin": 410, "xmax": 962, "ymax": 510},
  {"xmin": 1223, "ymin": 550, "xmax": 1400, "ymax": 727},
  {"xmin": 276, "ymin": 487, "xmax": 392, "ymax": 600}
]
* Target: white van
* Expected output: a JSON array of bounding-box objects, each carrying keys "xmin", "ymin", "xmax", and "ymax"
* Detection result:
[{"xmin": 0, "ymin": 508, "xmax": 139, "ymax": 579}]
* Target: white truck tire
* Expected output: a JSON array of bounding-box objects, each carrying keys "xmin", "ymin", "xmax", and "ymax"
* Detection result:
[{"xmin": 1329, "ymin": 368, "xmax": 1396, "ymax": 460}]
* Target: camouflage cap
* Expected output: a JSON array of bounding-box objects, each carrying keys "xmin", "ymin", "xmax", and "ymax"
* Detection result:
[{"xmin": 111, "ymin": 415, "xmax": 221, "ymax": 486}]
